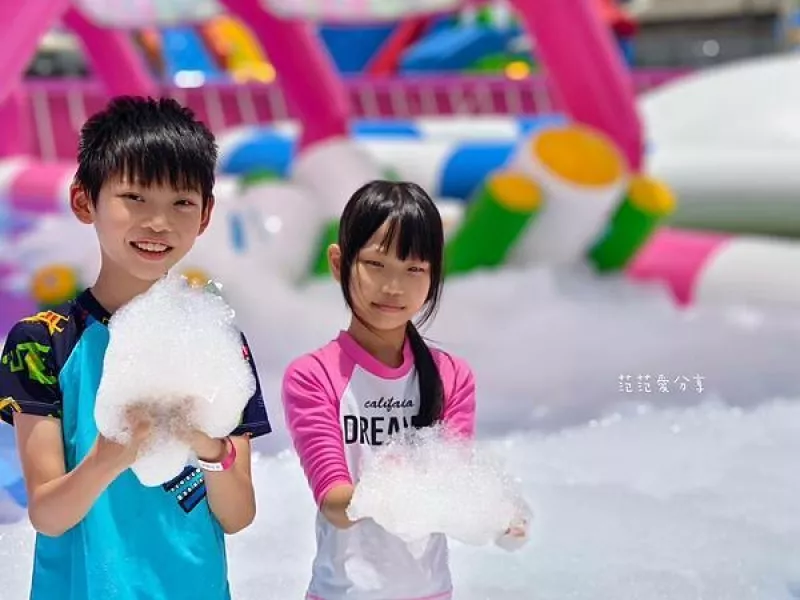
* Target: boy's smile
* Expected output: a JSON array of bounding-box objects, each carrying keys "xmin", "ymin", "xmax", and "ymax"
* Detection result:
[{"xmin": 129, "ymin": 240, "xmax": 174, "ymax": 260}]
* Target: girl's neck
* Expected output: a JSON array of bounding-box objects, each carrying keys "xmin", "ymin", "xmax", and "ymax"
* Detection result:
[
  {"xmin": 347, "ymin": 317, "xmax": 407, "ymax": 368},
  {"xmin": 90, "ymin": 262, "xmax": 160, "ymax": 314}
]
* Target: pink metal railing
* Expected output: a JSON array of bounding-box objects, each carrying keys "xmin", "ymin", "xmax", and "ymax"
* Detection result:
[{"xmin": 21, "ymin": 70, "xmax": 688, "ymax": 161}]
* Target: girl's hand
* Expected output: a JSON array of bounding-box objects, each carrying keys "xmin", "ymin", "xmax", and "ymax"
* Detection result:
[
  {"xmin": 505, "ymin": 521, "xmax": 528, "ymax": 538},
  {"xmin": 495, "ymin": 516, "xmax": 530, "ymax": 552}
]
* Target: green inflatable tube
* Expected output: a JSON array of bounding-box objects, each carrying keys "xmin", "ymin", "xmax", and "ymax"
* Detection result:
[
  {"xmin": 239, "ymin": 168, "xmax": 279, "ymax": 189},
  {"xmin": 310, "ymin": 220, "xmax": 339, "ymax": 276},
  {"xmin": 588, "ymin": 175, "xmax": 676, "ymax": 273},
  {"xmin": 445, "ymin": 171, "xmax": 542, "ymax": 276}
]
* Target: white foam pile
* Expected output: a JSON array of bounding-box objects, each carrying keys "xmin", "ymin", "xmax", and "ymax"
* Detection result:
[
  {"xmin": 94, "ymin": 274, "xmax": 255, "ymax": 486},
  {"xmin": 2, "ymin": 248, "xmax": 800, "ymax": 598},
  {"xmin": 347, "ymin": 424, "xmax": 531, "ymax": 549}
]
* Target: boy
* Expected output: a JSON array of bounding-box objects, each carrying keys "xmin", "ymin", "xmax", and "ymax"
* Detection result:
[{"xmin": 0, "ymin": 96, "xmax": 271, "ymax": 599}]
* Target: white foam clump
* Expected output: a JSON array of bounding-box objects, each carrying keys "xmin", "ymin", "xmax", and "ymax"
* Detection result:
[
  {"xmin": 94, "ymin": 273, "xmax": 256, "ymax": 486},
  {"xmin": 347, "ymin": 424, "xmax": 531, "ymax": 547}
]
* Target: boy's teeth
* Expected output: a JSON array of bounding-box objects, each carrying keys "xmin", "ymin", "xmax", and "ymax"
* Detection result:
[{"xmin": 135, "ymin": 242, "xmax": 168, "ymax": 252}]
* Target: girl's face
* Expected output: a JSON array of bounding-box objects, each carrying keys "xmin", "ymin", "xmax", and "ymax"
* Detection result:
[{"xmin": 347, "ymin": 221, "xmax": 432, "ymax": 332}]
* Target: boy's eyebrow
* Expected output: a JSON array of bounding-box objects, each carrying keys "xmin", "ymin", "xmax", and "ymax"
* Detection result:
[
  {"xmin": 114, "ymin": 177, "xmax": 144, "ymax": 187},
  {"xmin": 113, "ymin": 180, "xmax": 201, "ymax": 194}
]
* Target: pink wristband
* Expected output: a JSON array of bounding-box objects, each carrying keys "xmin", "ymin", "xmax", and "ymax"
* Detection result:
[{"xmin": 197, "ymin": 437, "xmax": 236, "ymax": 472}]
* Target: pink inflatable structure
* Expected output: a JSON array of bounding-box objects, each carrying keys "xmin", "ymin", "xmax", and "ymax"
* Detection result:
[
  {"xmin": 0, "ymin": 0, "xmax": 641, "ymax": 159},
  {"xmin": 0, "ymin": 0, "xmax": 713, "ymax": 307}
]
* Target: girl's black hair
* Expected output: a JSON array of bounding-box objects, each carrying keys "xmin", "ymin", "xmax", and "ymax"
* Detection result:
[
  {"xmin": 74, "ymin": 96, "xmax": 218, "ymax": 207},
  {"xmin": 337, "ymin": 180, "xmax": 445, "ymax": 428}
]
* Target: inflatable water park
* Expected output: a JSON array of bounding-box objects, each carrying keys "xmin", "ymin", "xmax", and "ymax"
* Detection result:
[{"xmin": 1, "ymin": 2, "xmax": 800, "ymax": 596}]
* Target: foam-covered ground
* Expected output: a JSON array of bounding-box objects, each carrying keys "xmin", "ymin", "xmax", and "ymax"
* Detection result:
[{"xmin": 1, "ymin": 266, "xmax": 800, "ymax": 598}]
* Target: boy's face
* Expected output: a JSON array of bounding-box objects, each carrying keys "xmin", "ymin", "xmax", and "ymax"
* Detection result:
[{"xmin": 70, "ymin": 176, "xmax": 213, "ymax": 283}]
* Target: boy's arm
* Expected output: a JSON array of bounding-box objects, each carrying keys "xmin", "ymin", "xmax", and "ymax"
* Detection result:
[
  {"xmin": 1, "ymin": 321, "xmax": 145, "ymax": 537},
  {"xmin": 193, "ymin": 334, "xmax": 271, "ymax": 535},
  {"xmin": 15, "ymin": 413, "xmax": 147, "ymax": 537},
  {"xmin": 191, "ymin": 433, "xmax": 257, "ymax": 534}
]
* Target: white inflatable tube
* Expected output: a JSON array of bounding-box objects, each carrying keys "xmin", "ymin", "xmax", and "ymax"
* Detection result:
[
  {"xmin": 292, "ymin": 137, "xmax": 386, "ymax": 218},
  {"xmin": 646, "ymin": 146, "xmax": 800, "ymax": 235},
  {"xmin": 694, "ymin": 237, "xmax": 800, "ymax": 309},
  {"xmin": 260, "ymin": 0, "xmax": 460, "ymax": 21},
  {"xmin": 358, "ymin": 139, "xmax": 461, "ymax": 194},
  {"xmin": 629, "ymin": 229, "xmax": 800, "ymax": 310},
  {"xmin": 508, "ymin": 126, "xmax": 628, "ymax": 266},
  {"xmin": 73, "ymin": 0, "xmax": 222, "ymax": 27}
]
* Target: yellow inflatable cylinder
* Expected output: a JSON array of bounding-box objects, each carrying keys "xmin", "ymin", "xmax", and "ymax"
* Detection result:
[
  {"xmin": 30, "ymin": 265, "xmax": 80, "ymax": 310},
  {"xmin": 445, "ymin": 171, "xmax": 542, "ymax": 275},
  {"xmin": 507, "ymin": 124, "xmax": 629, "ymax": 265}
]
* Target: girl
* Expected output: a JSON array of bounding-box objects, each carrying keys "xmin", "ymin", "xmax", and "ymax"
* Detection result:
[{"xmin": 281, "ymin": 180, "xmax": 525, "ymax": 600}]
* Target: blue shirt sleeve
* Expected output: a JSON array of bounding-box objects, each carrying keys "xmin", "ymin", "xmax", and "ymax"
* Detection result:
[
  {"xmin": 0, "ymin": 319, "xmax": 63, "ymax": 426},
  {"xmin": 230, "ymin": 333, "xmax": 271, "ymax": 439}
]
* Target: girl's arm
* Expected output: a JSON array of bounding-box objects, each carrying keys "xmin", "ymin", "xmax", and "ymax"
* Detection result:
[
  {"xmin": 319, "ymin": 483, "xmax": 357, "ymax": 529},
  {"xmin": 439, "ymin": 353, "xmax": 477, "ymax": 439},
  {"xmin": 281, "ymin": 356, "xmax": 356, "ymax": 529},
  {"xmin": 319, "ymin": 354, "xmax": 477, "ymax": 528},
  {"xmin": 437, "ymin": 354, "xmax": 530, "ymax": 549}
]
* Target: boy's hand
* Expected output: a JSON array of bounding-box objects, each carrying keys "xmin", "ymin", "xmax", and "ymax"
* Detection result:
[
  {"xmin": 164, "ymin": 397, "xmax": 195, "ymax": 440},
  {"xmin": 94, "ymin": 403, "xmax": 153, "ymax": 474},
  {"xmin": 166, "ymin": 397, "xmax": 226, "ymax": 461},
  {"xmin": 188, "ymin": 430, "xmax": 227, "ymax": 462}
]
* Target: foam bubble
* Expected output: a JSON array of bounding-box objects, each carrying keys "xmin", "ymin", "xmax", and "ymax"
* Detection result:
[
  {"xmin": 347, "ymin": 424, "xmax": 532, "ymax": 547},
  {"xmin": 94, "ymin": 273, "xmax": 256, "ymax": 486}
]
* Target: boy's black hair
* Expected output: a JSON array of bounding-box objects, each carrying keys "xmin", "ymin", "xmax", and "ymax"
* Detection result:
[
  {"xmin": 74, "ymin": 96, "xmax": 217, "ymax": 207},
  {"xmin": 337, "ymin": 179, "xmax": 445, "ymax": 428}
]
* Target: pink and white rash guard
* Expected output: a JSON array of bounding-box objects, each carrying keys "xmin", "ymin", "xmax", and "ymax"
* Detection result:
[{"xmin": 281, "ymin": 330, "xmax": 477, "ymax": 600}]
